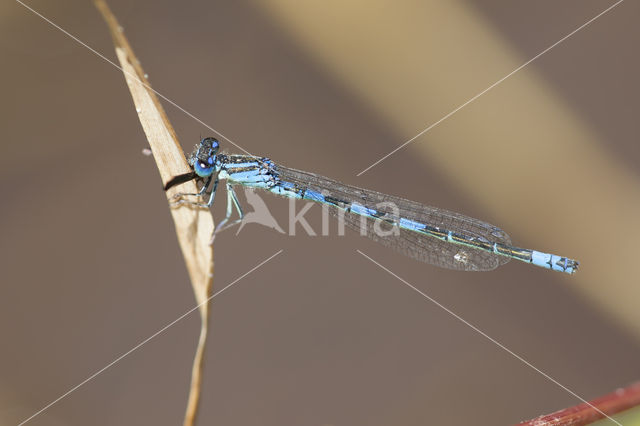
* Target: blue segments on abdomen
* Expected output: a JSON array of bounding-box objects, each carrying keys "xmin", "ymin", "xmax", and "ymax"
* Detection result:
[{"xmin": 259, "ymin": 164, "xmax": 578, "ymax": 274}]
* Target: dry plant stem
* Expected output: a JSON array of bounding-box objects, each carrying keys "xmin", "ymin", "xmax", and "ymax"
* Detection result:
[
  {"xmin": 94, "ymin": 2, "xmax": 214, "ymax": 426},
  {"xmin": 517, "ymin": 381, "xmax": 640, "ymax": 426}
]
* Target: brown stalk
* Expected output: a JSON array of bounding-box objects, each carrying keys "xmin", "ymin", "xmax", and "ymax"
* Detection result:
[{"xmin": 94, "ymin": 2, "xmax": 214, "ymax": 425}]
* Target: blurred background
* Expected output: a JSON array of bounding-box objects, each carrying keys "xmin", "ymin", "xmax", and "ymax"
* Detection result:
[{"xmin": 2, "ymin": 1, "xmax": 639, "ymax": 425}]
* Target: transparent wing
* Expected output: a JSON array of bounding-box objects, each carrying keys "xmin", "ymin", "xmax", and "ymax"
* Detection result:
[{"xmin": 274, "ymin": 165, "xmax": 512, "ymax": 271}]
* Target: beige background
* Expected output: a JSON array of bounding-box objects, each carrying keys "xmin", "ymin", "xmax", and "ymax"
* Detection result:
[{"xmin": 2, "ymin": 1, "xmax": 639, "ymax": 425}]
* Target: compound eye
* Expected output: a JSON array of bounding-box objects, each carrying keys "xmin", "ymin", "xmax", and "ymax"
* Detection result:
[{"xmin": 194, "ymin": 160, "xmax": 214, "ymax": 177}]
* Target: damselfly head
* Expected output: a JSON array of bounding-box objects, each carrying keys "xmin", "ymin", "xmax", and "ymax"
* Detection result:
[{"xmin": 189, "ymin": 137, "xmax": 220, "ymax": 177}]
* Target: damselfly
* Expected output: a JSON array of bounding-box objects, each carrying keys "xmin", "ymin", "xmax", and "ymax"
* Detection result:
[{"xmin": 164, "ymin": 138, "xmax": 579, "ymax": 274}]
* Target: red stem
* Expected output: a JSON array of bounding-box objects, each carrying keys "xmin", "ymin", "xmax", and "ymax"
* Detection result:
[{"xmin": 517, "ymin": 381, "xmax": 640, "ymax": 425}]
